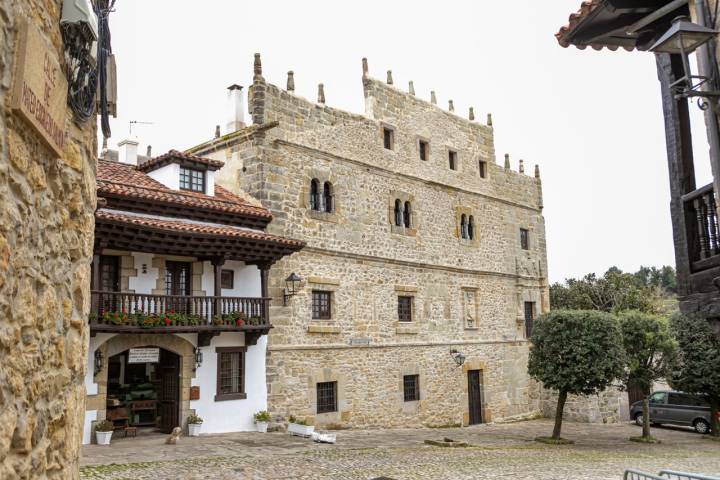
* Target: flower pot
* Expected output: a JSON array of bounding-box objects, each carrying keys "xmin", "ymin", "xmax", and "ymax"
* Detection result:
[
  {"xmin": 95, "ymin": 430, "xmax": 113, "ymax": 445},
  {"xmin": 256, "ymin": 421, "xmax": 268, "ymax": 433},
  {"xmin": 188, "ymin": 423, "xmax": 202, "ymax": 437},
  {"xmin": 288, "ymin": 422, "xmax": 314, "ymax": 438}
]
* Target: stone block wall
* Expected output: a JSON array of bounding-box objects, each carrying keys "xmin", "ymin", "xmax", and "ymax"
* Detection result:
[
  {"xmin": 0, "ymin": 2, "xmax": 96, "ymax": 478},
  {"xmin": 538, "ymin": 387, "xmax": 630, "ymax": 424}
]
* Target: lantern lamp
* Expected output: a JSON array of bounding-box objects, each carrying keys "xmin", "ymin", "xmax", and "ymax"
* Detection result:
[
  {"xmin": 449, "ymin": 349, "xmax": 466, "ymax": 367},
  {"xmin": 94, "ymin": 349, "xmax": 104, "ymax": 375},
  {"xmin": 283, "ymin": 273, "xmax": 302, "ymax": 305}
]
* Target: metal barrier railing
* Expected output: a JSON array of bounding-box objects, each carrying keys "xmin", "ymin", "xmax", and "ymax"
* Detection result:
[{"xmin": 624, "ymin": 470, "xmax": 720, "ymax": 480}]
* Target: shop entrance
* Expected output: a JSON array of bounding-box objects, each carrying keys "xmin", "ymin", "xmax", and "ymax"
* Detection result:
[{"xmin": 106, "ymin": 347, "xmax": 180, "ymax": 434}]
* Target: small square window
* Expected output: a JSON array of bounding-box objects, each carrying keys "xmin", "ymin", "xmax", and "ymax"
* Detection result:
[
  {"xmin": 316, "ymin": 381, "xmax": 337, "ymax": 413},
  {"xmin": 403, "ymin": 374, "xmax": 420, "ymax": 402},
  {"xmin": 180, "ymin": 167, "xmax": 205, "ymax": 192},
  {"xmin": 479, "ymin": 160, "xmax": 487, "ymax": 178},
  {"xmin": 448, "ymin": 150, "xmax": 458, "ymax": 170},
  {"xmin": 398, "ymin": 296, "xmax": 413, "ymax": 322},
  {"xmin": 221, "ymin": 269, "xmax": 234, "ymax": 289},
  {"xmin": 520, "ymin": 228, "xmax": 530, "ymax": 250},
  {"xmin": 419, "ymin": 140, "xmax": 429, "ymax": 161},
  {"xmin": 383, "ymin": 127, "xmax": 394, "ymax": 150},
  {"xmin": 312, "ymin": 291, "xmax": 332, "ymax": 320}
]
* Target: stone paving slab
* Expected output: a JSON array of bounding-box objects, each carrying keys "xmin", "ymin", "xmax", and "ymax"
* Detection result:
[{"xmin": 80, "ymin": 420, "xmax": 720, "ymax": 479}]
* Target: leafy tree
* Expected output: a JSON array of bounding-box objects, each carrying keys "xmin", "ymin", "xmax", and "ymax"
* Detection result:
[
  {"xmin": 669, "ymin": 313, "xmax": 720, "ymax": 437},
  {"xmin": 528, "ymin": 310, "xmax": 625, "ymax": 441},
  {"xmin": 618, "ymin": 311, "xmax": 677, "ymax": 440}
]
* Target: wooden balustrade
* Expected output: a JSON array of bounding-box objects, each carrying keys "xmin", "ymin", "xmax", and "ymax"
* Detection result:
[
  {"xmin": 683, "ymin": 183, "xmax": 720, "ymax": 271},
  {"xmin": 89, "ymin": 291, "xmax": 270, "ymax": 329}
]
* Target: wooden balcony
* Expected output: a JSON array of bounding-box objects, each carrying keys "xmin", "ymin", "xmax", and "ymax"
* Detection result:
[
  {"xmin": 89, "ymin": 291, "xmax": 271, "ymax": 345},
  {"xmin": 683, "ymin": 183, "xmax": 720, "ymax": 272}
]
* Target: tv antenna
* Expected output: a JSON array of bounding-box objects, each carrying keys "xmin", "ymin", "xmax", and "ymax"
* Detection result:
[{"xmin": 129, "ymin": 120, "xmax": 154, "ymax": 136}]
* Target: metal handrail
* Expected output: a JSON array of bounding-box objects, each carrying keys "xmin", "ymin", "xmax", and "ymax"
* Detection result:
[
  {"xmin": 625, "ymin": 470, "xmax": 666, "ymax": 480},
  {"xmin": 659, "ymin": 471, "xmax": 720, "ymax": 480}
]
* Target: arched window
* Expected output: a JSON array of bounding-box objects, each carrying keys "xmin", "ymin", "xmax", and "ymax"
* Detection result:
[
  {"xmin": 468, "ymin": 215, "xmax": 475, "ymax": 240},
  {"xmin": 323, "ymin": 182, "xmax": 333, "ymax": 213},
  {"xmin": 460, "ymin": 214, "xmax": 468, "ymax": 239},
  {"xmin": 310, "ymin": 179, "xmax": 320, "ymax": 211},
  {"xmin": 394, "ymin": 199, "xmax": 403, "ymax": 227},
  {"xmin": 403, "ymin": 201, "xmax": 412, "ymax": 228}
]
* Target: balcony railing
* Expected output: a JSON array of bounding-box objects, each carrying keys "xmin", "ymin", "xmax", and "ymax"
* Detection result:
[
  {"xmin": 683, "ymin": 183, "xmax": 720, "ymax": 271},
  {"xmin": 89, "ymin": 290, "xmax": 270, "ymax": 333}
]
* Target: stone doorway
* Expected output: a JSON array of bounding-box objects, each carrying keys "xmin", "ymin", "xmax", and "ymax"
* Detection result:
[{"xmin": 467, "ymin": 369, "xmax": 484, "ymax": 425}]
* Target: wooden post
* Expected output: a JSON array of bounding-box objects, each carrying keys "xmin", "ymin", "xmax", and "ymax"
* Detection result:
[
  {"xmin": 211, "ymin": 257, "xmax": 225, "ymax": 321},
  {"xmin": 259, "ymin": 264, "xmax": 270, "ymax": 325}
]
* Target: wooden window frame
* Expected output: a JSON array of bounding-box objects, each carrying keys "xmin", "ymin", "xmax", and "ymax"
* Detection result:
[
  {"xmin": 221, "ymin": 269, "xmax": 234, "ymax": 289},
  {"xmin": 180, "ymin": 167, "xmax": 205, "ymax": 193},
  {"xmin": 403, "ymin": 374, "xmax": 420, "ymax": 402},
  {"xmin": 312, "ymin": 290, "xmax": 332, "ymax": 320},
  {"xmin": 398, "ymin": 295, "xmax": 413, "ymax": 322},
  {"xmin": 520, "ymin": 228, "xmax": 530, "ymax": 250},
  {"xmin": 215, "ymin": 346, "xmax": 247, "ymax": 401},
  {"xmin": 316, "ymin": 381, "xmax": 338, "ymax": 414}
]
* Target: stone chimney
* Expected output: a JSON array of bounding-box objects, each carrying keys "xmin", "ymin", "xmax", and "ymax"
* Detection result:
[
  {"xmin": 226, "ymin": 84, "xmax": 245, "ymax": 134},
  {"xmin": 118, "ymin": 139, "xmax": 139, "ymax": 165}
]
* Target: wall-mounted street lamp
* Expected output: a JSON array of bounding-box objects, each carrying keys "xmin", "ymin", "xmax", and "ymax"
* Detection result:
[
  {"xmin": 650, "ymin": 16, "xmax": 719, "ymax": 105},
  {"xmin": 283, "ymin": 273, "xmax": 302, "ymax": 305},
  {"xmin": 449, "ymin": 349, "xmax": 466, "ymax": 367},
  {"xmin": 94, "ymin": 349, "xmax": 104, "ymax": 376},
  {"xmin": 194, "ymin": 347, "xmax": 203, "ymax": 371}
]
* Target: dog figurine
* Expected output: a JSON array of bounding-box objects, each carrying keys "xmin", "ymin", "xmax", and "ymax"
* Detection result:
[{"xmin": 165, "ymin": 427, "xmax": 182, "ymax": 444}]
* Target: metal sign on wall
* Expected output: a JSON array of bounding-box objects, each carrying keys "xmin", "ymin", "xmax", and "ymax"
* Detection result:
[
  {"xmin": 128, "ymin": 348, "xmax": 160, "ymax": 364},
  {"xmin": 9, "ymin": 19, "xmax": 68, "ymax": 157}
]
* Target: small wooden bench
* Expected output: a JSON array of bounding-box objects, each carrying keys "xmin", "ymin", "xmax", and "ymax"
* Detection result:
[{"xmin": 123, "ymin": 427, "xmax": 137, "ymax": 438}]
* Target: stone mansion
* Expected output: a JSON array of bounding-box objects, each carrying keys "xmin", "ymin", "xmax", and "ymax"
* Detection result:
[{"xmin": 185, "ymin": 54, "xmax": 549, "ymax": 428}]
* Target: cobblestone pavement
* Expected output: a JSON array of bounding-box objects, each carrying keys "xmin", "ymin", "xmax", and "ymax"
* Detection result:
[{"xmin": 80, "ymin": 420, "xmax": 720, "ymax": 480}]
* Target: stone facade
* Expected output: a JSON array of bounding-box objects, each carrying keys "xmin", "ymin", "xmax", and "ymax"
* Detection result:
[
  {"xmin": 539, "ymin": 388, "xmax": 629, "ymax": 424},
  {"xmin": 188, "ymin": 56, "xmax": 548, "ymax": 428},
  {"xmin": 0, "ymin": 1, "xmax": 96, "ymax": 478}
]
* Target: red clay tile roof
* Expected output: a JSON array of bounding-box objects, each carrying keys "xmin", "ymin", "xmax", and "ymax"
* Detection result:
[
  {"xmin": 556, "ymin": 0, "xmax": 633, "ymax": 51},
  {"xmin": 137, "ymin": 149, "xmax": 225, "ymax": 173},
  {"xmin": 96, "ymin": 209, "xmax": 304, "ymax": 248},
  {"xmin": 97, "ymin": 159, "xmax": 271, "ymax": 221}
]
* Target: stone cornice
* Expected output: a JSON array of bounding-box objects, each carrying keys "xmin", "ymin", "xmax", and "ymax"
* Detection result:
[{"xmin": 268, "ymin": 338, "xmax": 528, "ymax": 351}]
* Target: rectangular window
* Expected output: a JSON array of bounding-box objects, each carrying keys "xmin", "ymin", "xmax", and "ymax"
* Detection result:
[
  {"xmin": 524, "ymin": 302, "xmax": 535, "ymax": 339},
  {"xmin": 398, "ymin": 296, "xmax": 413, "ymax": 322},
  {"xmin": 179, "ymin": 167, "xmax": 205, "ymax": 192},
  {"xmin": 448, "ymin": 150, "xmax": 457, "ymax": 170},
  {"xmin": 403, "ymin": 374, "xmax": 420, "ymax": 402},
  {"xmin": 221, "ymin": 269, "xmax": 234, "ymax": 289},
  {"xmin": 383, "ymin": 127, "xmax": 394, "ymax": 150},
  {"xmin": 316, "ymin": 381, "xmax": 337, "ymax": 413},
  {"xmin": 479, "ymin": 160, "xmax": 487, "ymax": 178},
  {"xmin": 312, "ymin": 290, "xmax": 332, "ymax": 320},
  {"xmin": 520, "ymin": 228, "xmax": 530, "ymax": 250},
  {"xmin": 215, "ymin": 347, "xmax": 246, "ymax": 401},
  {"xmin": 419, "ymin": 140, "xmax": 429, "ymax": 161}
]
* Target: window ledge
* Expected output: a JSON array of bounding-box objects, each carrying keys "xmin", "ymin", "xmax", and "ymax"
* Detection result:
[
  {"xmin": 391, "ymin": 225, "xmax": 417, "ymax": 237},
  {"xmin": 308, "ymin": 324, "xmax": 341, "ymax": 334},
  {"xmin": 214, "ymin": 392, "xmax": 247, "ymax": 402},
  {"xmin": 308, "ymin": 210, "xmax": 339, "ymax": 223},
  {"xmin": 396, "ymin": 325, "xmax": 419, "ymax": 335},
  {"xmin": 459, "ymin": 238, "xmax": 479, "ymax": 246},
  {"xmin": 464, "ymin": 326, "xmax": 479, "ymax": 331}
]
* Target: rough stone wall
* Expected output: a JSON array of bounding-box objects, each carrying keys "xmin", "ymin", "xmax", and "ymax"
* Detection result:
[
  {"xmin": 0, "ymin": 2, "xmax": 96, "ymax": 478},
  {"xmin": 538, "ymin": 387, "xmax": 630, "ymax": 424},
  {"xmin": 196, "ymin": 60, "xmax": 548, "ymax": 428}
]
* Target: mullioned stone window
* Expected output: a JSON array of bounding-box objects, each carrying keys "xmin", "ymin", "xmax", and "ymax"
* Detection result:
[
  {"xmin": 388, "ymin": 191, "xmax": 417, "ymax": 236},
  {"xmin": 455, "ymin": 206, "xmax": 479, "ymax": 246},
  {"xmin": 304, "ymin": 169, "xmax": 338, "ymax": 223}
]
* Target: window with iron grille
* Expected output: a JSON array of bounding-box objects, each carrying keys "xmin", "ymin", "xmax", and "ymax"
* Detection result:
[
  {"xmin": 180, "ymin": 167, "xmax": 205, "ymax": 192},
  {"xmin": 524, "ymin": 302, "xmax": 535, "ymax": 339},
  {"xmin": 448, "ymin": 150, "xmax": 458, "ymax": 170},
  {"xmin": 312, "ymin": 291, "xmax": 332, "ymax": 319},
  {"xmin": 403, "ymin": 374, "xmax": 420, "ymax": 402},
  {"xmin": 316, "ymin": 381, "xmax": 337, "ymax": 413},
  {"xmin": 221, "ymin": 269, "xmax": 234, "ymax": 289},
  {"xmin": 520, "ymin": 228, "xmax": 530, "ymax": 250},
  {"xmin": 398, "ymin": 296, "xmax": 413, "ymax": 322},
  {"xmin": 215, "ymin": 347, "xmax": 246, "ymax": 401}
]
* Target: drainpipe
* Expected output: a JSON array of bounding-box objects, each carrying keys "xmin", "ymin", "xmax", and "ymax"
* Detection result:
[{"xmin": 692, "ymin": 0, "xmax": 720, "ymax": 218}]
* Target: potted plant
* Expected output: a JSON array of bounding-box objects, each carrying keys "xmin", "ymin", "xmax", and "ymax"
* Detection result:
[
  {"xmin": 254, "ymin": 410, "xmax": 271, "ymax": 433},
  {"xmin": 95, "ymin": 420, "xmax": 114, "ymax": 445},
  {"xmin": 187, "ymin": 413, "xmax": 203, "ymax": 437},
  {"xmin": 287, "ymin": 415, "xmax": 314, "ymax": 438}
]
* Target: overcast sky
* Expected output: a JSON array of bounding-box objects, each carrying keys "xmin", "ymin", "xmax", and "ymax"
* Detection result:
[{"xmin": 101, "ymin": 0, "xmax": 714, "ymax": 283}]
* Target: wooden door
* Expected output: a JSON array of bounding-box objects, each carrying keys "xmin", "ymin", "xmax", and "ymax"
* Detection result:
[
  {"xmin": 165, "ymin": 261, "xmax": 191, "ymax": 313},
  {"xmin": 158, "ymin": 349, "xmax": 180, "ymax": 434},
  {"xmin": 98, "ymin": 255, "xmax": 119, "ymax": 312},
  {"xmin": 468, "ymin": 369, "xmax": 484, "ymax": 425}
]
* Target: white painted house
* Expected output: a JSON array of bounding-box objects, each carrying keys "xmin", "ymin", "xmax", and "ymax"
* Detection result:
[{"xmin": 83, "ymin": 146, "xmax": 303, "ymax": 444}]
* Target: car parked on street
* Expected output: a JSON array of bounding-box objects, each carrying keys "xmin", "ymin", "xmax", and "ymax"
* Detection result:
[{"xmin": 630, "ymin": 391, "xmax": 715, "ymax": 434}]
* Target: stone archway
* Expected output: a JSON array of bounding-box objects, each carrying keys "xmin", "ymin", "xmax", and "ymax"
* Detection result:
[{"xmin": 93, "ymin": 334, "xmax": 196, "ymax": 431}]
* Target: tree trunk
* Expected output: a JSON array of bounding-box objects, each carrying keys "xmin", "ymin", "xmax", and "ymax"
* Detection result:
[
  {"xmin": 552, "ymin": 390, "xmax": 568, "ymax": 439},
  {"xmin": 642, "ymin": 397, "xmax": 651, "ymax": 438},
  {"xmin": 711, "ymin": 397, "xmax": 720, "ymax": 438}
]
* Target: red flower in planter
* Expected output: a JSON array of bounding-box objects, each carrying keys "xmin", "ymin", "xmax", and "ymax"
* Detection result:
[
  {"xmin": 164, "ymin": 317, "xmax": 171, "ymax": 326},
  {"xmin": 235, "ymin": 318, "xmax": 244, "ymax": 327}
]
